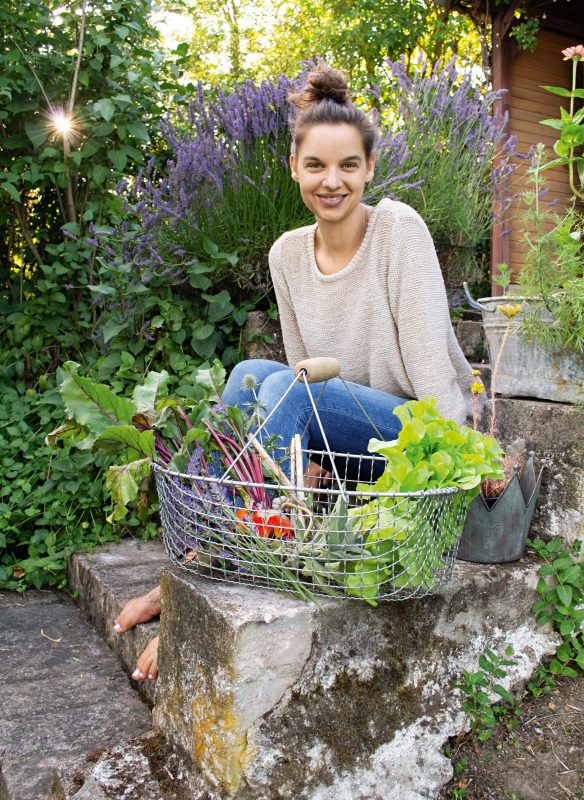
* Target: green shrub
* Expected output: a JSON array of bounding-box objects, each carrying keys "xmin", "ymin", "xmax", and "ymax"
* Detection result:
[{"xmin": 0, "ymin": 381, "xmax": 157, "ymax": 591}]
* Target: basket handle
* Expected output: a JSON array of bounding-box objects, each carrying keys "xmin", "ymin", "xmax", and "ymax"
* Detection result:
[{"xmin": 294, "ymin": 357, "xmax": 341, "ymax": 383}]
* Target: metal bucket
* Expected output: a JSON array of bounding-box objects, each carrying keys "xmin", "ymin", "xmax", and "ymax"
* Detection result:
[
  {"xmin": 457, "ymin": 456, "xmax": 543, "ymax": 564},
  {"xmin": 478, "ymin": 296, "xmax": 584, "ymax": 403}
]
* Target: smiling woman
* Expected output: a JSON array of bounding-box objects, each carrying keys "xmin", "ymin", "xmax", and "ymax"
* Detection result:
[{"xmin": 115, "ymin": 63, "xmax": 484, "ymax": 683}]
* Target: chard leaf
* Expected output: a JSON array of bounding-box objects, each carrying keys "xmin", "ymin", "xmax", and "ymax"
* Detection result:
[
  {"xmin": 133, "ymin": 370, "xmax": 169, "ymax": 413},
  {"xmin": 105, "ymin": 457, "xmax": 152, "ymax": 522},
  {"xmin": 45, "ymin": 420, "xmax": 90, "ymax": 448},
  {"xmin": 94, "ymin": 425, "xmax": 155, "ymax": 460},
  {"xmin": 59, "ymin": 362, "xmax": 134, "ymax": 446}
]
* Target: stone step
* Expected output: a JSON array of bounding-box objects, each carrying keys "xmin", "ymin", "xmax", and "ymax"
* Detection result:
[
  {"xmin": 67, "ymin": 538, "xmax": 168, "ymax": 705},
  {"xmin": 0, "ymin": 590, "xmax": 152, "ymax": 800},
  {"xmin": 494, "ymin": 398, "xmax": 583, "ymax": 542},
  {"xmin": 154, "ymin": 558, "xmax": 559, "ymax": 800}
]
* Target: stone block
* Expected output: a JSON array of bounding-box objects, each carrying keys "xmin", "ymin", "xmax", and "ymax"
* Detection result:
[
  {"xmin": 493, "ymin": 398, "xmax": 584, "ymax": 542},
  {"xmin": 153, "ymin": 562, "xmax": 558, "ymax": 800},
  {"xmin": 452, "ymin": 320, "xmax": 487, "ymax": 363},
  {"xmin": 68, "ymin": 539, "xmax": 168, "ymax": 704}
]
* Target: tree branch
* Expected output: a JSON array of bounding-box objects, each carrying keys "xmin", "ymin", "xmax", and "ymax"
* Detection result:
[
  {"xmin": 13, "ymin": 203, "xmax": 43, "ymax": 267},
  {"xmin": 68, "ymin": 0, "xmax": 88, "ymax": 115}
]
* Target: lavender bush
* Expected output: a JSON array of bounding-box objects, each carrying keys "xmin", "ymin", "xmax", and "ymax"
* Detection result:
[
  {"xmin": 120, "ymin": 72, "xmax": 419, "ymax": 292},
  {"xmin": 380, "ymin": 56, "xmax": 519, "ymax": 286},
  {"xmin": 123, "ymin": 76, "xmax": 308, "ymax": 292},
  {"xmin": 118, "ymin": 58, "xmax": 518, "ymax": 311}
]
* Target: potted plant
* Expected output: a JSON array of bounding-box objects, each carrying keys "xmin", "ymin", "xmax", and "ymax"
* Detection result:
[
  {"xmin": 465, "ymin": 45, "xmax": 584, "ymax": 404},
  {"xmin": 457, "ymin": 304, "xmax": 544, "ymax": 564}
]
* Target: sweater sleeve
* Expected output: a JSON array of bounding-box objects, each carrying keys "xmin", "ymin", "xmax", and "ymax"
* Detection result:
[
  {"xmin": 268, "ymin": 236, "xmax": 309, "ymax": 368},
  {"xmin": 389, "ymin": 210, "xmax": 468, "ymax": 424}
]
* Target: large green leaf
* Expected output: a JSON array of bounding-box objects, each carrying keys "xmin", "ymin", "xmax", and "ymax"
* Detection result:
[
  {"xmin": 24, "ymin": 119, "xmax": 49, "ymax": 148},
  {"xmin": 132, "ymin": 370, "xmax": 169, "ymax": 413},
  {"xmin": 192, "ymin": 359, "xmax": 226, "ymax": 392},
  {"xmin": 59, "ymin": 362, "xmax": 135, "ymax": 446},
  {"xmin": 94, "ymin": 425, "xmax": 155, "ymax": 460},
  {"xmin": 105, "ymin": 457, "xmax": 152, "ymax": 522}
]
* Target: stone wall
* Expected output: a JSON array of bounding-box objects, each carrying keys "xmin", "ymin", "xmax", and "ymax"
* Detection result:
[{"xmin": 153, "ymin": 562, "xmax": 558, "ymax": 800}]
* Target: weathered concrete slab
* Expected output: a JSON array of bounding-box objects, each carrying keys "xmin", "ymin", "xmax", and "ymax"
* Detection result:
[
  {"xmin": 154, "ymin": 561, "xmax": 559, "ymax": 800},
  {"xmin": 68, "ymin": 539, "xmax": 167, "ymax": 704},
  {"xmin": 0, "ymin": 590, "xmax": 151, "ymax": 800},
  {"xmin": 494, "ymin": 398, "xmax": 584, "ymax": 542},
  {"xmin": 63, "ymin": 731, "xmax": 194, "ymax": 800}
]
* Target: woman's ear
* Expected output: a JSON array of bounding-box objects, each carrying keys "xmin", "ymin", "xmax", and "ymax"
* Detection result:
[
  {"xmin": 365, "ymin": 153, "xmax": 376, "ymax": 182},
  {"xmin": 289, "ymin": 152, "xmax": 299, "ymax": 182}
]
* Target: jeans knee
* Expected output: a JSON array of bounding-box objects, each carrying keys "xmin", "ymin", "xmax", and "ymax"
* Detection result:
[{"xmin": 259, "ymin": 369, "xmax": 305, "ymax": 411}]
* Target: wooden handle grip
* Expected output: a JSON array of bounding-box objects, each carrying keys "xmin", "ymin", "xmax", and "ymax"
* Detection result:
[{"xmin": 294, "ymin": 357, "xmax": 341, "ymax": 384}]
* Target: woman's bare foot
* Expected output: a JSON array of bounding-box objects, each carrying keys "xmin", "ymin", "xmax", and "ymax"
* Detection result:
[
  {"xmin": 113, "ymin": 585, "xmax": 161, "ymax": 634},
  {"xmin": 131, "ymin": 635, "xmax": 159, "ymax": 681}
]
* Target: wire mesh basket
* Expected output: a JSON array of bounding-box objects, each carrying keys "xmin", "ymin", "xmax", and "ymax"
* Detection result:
[
  {"xmin": 154, "ymin": 448, "xmax": 468, "ymax": 604},
  {"xmin": 152, "ymin": 357, "xmax": 472, "ymax": 604}
]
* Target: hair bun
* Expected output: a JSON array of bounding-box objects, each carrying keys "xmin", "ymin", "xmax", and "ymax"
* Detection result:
[{"xmin": 290, "ymin": 65, "xmax": 350, "ymax": 110}]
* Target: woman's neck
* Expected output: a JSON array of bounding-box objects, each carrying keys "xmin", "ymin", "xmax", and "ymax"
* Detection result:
[{"xmin": 314, "ymin": 203, "xmax": 371, "ymax": 275}]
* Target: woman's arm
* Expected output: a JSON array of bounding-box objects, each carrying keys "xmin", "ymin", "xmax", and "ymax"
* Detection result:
[
  {"xmin": 390, "ymin": 210, "xmax": 468, "ymax": 424},
  {"xmin": 268, "ymin": 237, "xmax": 309, "ymax": 367}
]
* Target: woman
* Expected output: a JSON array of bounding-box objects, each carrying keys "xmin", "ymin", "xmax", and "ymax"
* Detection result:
[{"xmin": 115, "ymin": 65, "xmax": 479, "ymax": 681}]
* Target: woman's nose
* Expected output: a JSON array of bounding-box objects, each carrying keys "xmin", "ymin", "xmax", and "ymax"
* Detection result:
[{"xmin": 322, "ymin": 167, "xmax": 342, "ymax": 189}]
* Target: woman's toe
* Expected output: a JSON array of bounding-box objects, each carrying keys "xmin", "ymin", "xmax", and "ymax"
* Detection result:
[{"xmin": 131, "ymin": 635, "xmax": 159, "ymax": 681}]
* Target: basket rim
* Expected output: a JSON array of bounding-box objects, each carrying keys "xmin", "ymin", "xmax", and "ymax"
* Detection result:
[{"xmin": 152, "ymin": 461, "xmax": 463, "ymax": 499}]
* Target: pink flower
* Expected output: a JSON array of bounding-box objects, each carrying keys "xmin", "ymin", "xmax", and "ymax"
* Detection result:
[{"xmin": 562, "ymin": 45, "xmax": 584, "ymax": 60}]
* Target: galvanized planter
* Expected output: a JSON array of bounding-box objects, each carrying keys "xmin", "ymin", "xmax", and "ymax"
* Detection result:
[
  {"xmin": 457, "ymin": 456, "xmax": 543, "ymax": 564},
  {"xmin": 477, "ymin": 296, "xmax": 584, "ymax": 404}
]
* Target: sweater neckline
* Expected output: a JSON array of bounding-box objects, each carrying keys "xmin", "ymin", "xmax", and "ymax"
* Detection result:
[{"xmin": 307, "ymin": 201, "xmax": 385, "ymax": 283}]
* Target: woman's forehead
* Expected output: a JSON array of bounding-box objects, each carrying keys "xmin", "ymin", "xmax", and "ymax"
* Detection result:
[{"xmin": 297, "ymin": 123, "xmax": 367, "ymax": 158}]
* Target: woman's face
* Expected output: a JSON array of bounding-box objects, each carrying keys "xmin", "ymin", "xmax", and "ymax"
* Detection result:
[{"xmin": 290, "ymin": 123, "xmax": 375, "ymax": 225}]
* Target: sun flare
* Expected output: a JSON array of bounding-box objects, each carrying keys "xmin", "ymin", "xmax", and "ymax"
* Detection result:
[{"xmin": 50, "ymin": 110, "xmax": 73, "ymax": 136}]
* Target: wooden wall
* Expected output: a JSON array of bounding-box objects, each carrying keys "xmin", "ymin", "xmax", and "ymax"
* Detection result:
[{"xmin": 506, "ymin": 29, "xmax": 576, "ymax": 280}]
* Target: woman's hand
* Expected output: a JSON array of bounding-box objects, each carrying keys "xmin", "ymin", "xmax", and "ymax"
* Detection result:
[{"xmin": 304, "ymin": 460, "xmax": 333, "ymax": 490}]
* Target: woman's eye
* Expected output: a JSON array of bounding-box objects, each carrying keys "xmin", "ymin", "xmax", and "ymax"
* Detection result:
[
  {"xmin": 342, "ymin": 162, "xmax": 358, "ymax": 169},
  {"xmin": 306, "ymin": 162, "xmax": 322, "ymax": 169}
]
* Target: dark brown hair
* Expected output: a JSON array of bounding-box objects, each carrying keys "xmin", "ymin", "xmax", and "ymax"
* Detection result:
[{"xmin": 288, "ymin": 65, "xmax": 377, "ymax": 158}]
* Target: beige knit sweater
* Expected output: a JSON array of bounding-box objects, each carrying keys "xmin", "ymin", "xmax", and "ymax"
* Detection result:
[{"xmin": 268, "ymin": 198, "xmax": 478, "ymax": 425}]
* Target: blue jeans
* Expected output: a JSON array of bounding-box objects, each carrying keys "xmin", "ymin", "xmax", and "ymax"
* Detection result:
[{"xmin": 222, "ymin": 359, "xmax": 406, "ymax": 482}]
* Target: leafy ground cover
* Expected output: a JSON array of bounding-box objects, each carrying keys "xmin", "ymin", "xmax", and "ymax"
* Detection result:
[
  {"xmin": 440, "ymin": 674, "xmax": 584, "ymax": 800},
  {"xmin": 442, "ymin": 538, "xmax": 584, "ymax": 799}
]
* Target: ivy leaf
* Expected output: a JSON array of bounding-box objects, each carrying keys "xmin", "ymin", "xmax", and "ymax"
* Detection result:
[
  {"xmin": 132, "ymin": 371, "xmax": 170, "ymax": 413},
  {"xmin": 105, "ymin": 457, "xmax": 152, "ymax": 522}
]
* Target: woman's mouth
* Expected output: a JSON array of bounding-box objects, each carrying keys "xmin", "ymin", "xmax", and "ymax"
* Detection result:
[{"xmin": 316, "ymin": 194, "xmax": 347, "ymax": 207}]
